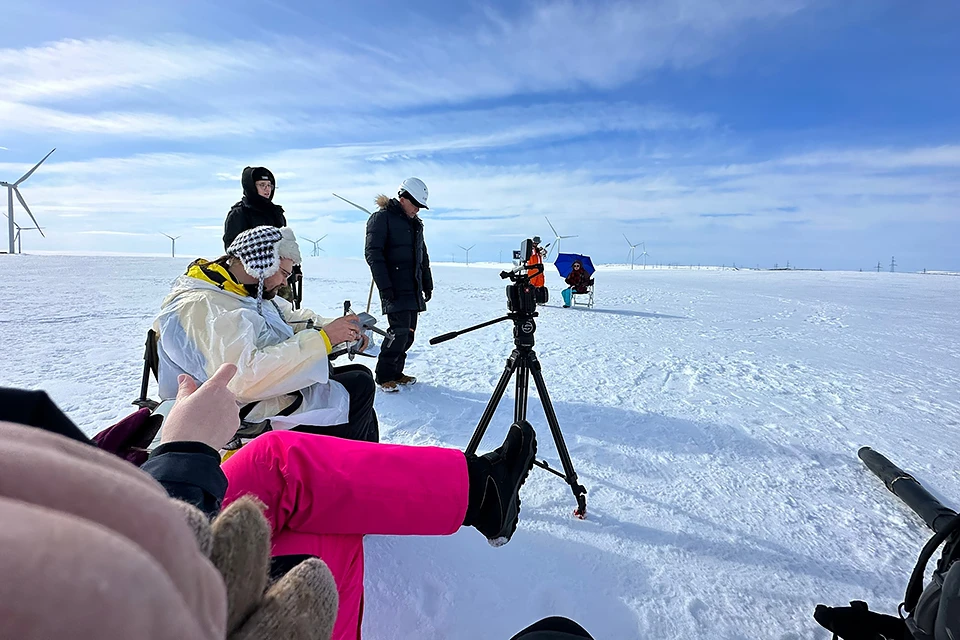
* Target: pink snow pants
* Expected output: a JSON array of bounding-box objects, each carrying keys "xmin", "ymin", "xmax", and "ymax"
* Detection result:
[{"xmin": 221, "ymin": 430, "xmax": 470, "ymax": 640}]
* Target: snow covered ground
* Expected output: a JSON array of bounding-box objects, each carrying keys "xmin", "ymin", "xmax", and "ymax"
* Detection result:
[{"xmin": 1, "ymin": 255, "xmax": 958, "ymax": 639}]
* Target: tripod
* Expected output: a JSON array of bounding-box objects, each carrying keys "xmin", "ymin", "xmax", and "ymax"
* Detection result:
[{"xmin": 431, "ymin": 270, "xmax": 588, "ymax": 518}]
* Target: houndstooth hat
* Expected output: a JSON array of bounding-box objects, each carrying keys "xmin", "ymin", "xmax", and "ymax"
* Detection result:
[{"xmin": 226, "ymin": 226, "xmax": 302, "ymax": 312}]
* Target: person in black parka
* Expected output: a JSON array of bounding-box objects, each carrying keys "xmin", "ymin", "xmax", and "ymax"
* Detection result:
[
  {"xmin": 364, "ymin": 178, "xmax": 434, "ymax": 391},
  {"xmin": 223, "ymin": 166, "xmax": 287, "ymax": 250}
]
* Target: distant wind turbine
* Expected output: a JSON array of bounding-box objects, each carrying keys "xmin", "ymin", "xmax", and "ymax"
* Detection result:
[
  {"xmin": 457, "ymin": 243, "xmax": 476, "ymax": 266},
  {"xmin": 9, "ymin": 221, "xmax": 43, "ymax": 254},
  {"xmin": 301, "ymin": 234, "xmax": 328, "ymax": 257},
  {"xmin": 623, "ymin": 234, "xmax": 642, "ymax": 270},
  {"xmin": 1, "ymin": 148, "xmax": 55, "ymax": 254},
  {"xmin": 161, "ymin": 233, "xmax": 180, "ymax": 258},
  {"xmin": 544, "ymin": 216, "xmax": 577, "ymax": 259},
  {"xmin": 639, "ymin": 242, "xmax": 649, "ymax": 269}
]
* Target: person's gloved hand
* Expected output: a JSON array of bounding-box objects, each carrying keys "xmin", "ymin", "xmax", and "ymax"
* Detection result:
[
  {"xmin": 424, "ymin": 290, "xmax": 432, "ymax": 302},
  {"xmin": 177, "ymin": 496, "xmax": 339, "ymax": 640}
]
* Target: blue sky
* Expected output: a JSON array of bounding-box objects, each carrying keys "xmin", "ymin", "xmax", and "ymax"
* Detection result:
[{"xmin": 1, "ymin": 0, "xmax": 958, "ymax": 270}]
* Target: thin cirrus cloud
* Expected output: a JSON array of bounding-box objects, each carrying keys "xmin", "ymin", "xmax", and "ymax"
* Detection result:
[{"xmin": 0, "ymin": 0, "xmax": 808, "ymax": 110}]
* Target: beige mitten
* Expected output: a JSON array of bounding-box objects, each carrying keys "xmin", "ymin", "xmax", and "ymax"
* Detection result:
[{"xmin": 177, "ymin": 496, "xmax": 339, "ymax": 640}]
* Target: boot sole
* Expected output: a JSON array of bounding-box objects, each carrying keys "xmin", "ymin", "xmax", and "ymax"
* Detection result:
[{"xmin": 488, "ymin": 420, "xmax": 537, "ymax": 546}]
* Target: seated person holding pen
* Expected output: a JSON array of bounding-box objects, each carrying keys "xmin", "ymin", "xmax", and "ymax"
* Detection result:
[{"xmin": 154, "ymin": 226, "xmax": 379, "ymax": 443}]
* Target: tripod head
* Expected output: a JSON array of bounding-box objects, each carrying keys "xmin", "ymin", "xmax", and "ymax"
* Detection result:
[{"xmin": 430, "ymin": 262, "xmax": 544, "ymax": 347}]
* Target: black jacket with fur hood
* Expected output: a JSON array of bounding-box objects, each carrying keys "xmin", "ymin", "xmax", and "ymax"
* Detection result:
[
  {"xmin": 364, "ymin": 195, "xmax": 433, "ymax": 314},
  {"xmin": 223, "ymin": 166, "xmax": 287, "ymax": 250}
]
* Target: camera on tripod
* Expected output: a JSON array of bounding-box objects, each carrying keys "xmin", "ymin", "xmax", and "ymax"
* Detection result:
[
  {"xmin": 503, "ymin": 238, "xmax": 543, "ymax": 316},
  {"xmin": 429, "ymin": 237, "xmax": 587, "ymax": 518}
]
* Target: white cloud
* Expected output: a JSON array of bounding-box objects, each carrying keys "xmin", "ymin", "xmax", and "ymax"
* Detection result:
[
  {"xmin": 0, "ymin": 1, "xmax": 807, "ymax": 114},
  {"xmin": 0, "ymin": 37, "xmax": 249, "ymax": 103},
  {"xmin": 0, "ymin": 100, "xmax": 291, "ymax": 137}
]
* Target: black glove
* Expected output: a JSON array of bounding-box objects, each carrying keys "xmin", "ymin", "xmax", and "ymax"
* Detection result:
[
  {"xmin": 382, "ymin": 288, "xmax": 396, "ymax": 302},
  {"xmin": 424, "ymin": 290, "xmax": 432, "ymax": 302},
  {"xmin": 813, "ymin": 601, "xmax": 908, "ymax": 640}
]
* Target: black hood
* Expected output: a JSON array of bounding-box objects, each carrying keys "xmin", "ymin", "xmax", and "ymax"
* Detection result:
[{"xmin": 241, "ymin": 166, "xmax": 277, "ymax": 207}]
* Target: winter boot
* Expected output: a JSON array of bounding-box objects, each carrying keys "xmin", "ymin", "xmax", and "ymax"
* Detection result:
[
  {"xmin": 463, "ymin": 420, "xmax": 537, "ymax": 546},
  {"xmin": 378, "ymin": 381, "xmax": 400, "ymax": 393},
  {"xmin": 397, "ymin": 375, "xmax": 417, "ymax": 386}
]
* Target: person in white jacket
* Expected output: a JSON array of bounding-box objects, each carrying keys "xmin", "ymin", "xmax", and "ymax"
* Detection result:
[{"xmin": 155, "ymin": 226, "xmax": 380, "ymax": 442}]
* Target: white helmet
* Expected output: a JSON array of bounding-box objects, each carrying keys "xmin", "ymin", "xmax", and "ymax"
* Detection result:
[{"xmin": 398, "ymin": 177, "xmax": 429, "ymax": 209}]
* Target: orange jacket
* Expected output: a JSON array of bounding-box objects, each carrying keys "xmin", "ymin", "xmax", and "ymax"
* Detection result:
[{"xmin": 527, "ymin": 247, "xmax": 545, "ymax": 287}]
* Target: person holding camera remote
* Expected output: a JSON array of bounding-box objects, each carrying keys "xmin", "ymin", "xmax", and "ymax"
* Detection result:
[
  {"xmin": 155, "ymin": 226, "xmax": 379, "ymax": 443},
  {"xmin": 365, "ymin": 178, "xmax": 434, "ymax": 393}
]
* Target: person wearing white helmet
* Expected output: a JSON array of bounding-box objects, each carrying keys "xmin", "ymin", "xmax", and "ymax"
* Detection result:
[{"xmin": 364, "ymin": 178, "xmax": 434, "ymax": 392}]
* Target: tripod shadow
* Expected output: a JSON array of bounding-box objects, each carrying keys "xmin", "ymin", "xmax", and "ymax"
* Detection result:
[
  {"xmin": 543, "ymin": 305, "xmax": 688, "ymax": 320},
  {"xmin": 371, "ymin": 384, "xmax": 892, "ymax": 638}
]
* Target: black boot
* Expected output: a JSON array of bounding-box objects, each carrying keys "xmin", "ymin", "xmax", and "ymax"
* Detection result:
[{"xmin": 463, "ymin": 420, "xmax": 537, "ymax": 546}]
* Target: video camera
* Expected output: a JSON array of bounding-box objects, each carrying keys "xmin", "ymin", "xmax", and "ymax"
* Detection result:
[{"xmin": 502, "ymin": 238, "xmax": 544, "ymax": 316}]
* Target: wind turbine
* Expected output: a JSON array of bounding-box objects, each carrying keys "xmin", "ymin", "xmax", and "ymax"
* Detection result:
[
  {"xmin": 301, "ymin": 234, "xmax": 328, "ymax": 257},
  {"xmin": 639, "ymin": 242, "xmax": 649, "ymax": 269},
  {"xmin": 544, "ymin": 216, "xmax": 577, "ymax": 259},
  {"xmin": 1, "ymin": 148, "xmax": 55, "ymax": 254},
  {"xmin": 161, "ymin": 233, "xmax": 181, "ymax": 258},
  {"xmin": 332, "ymin": 192, "xmax": 378, "ymax": 312},
  {"xmin": 457, "ymin": 243, "xmax": 476, "ymax": 266},
  {"xmin": 623, "ymin": 234, "xmax": 641, "ymax": 270},
  {"xmin": 10, "ymin": 221, "xmax": 43, "ymax": 253}
]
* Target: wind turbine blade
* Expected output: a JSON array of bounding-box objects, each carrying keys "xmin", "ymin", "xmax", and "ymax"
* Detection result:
[
  {"xmin": 332, "ymin": 193, "xmax": 373, "ymax": 215},
  {"xmin": 318, "ymin": 247, "xmax": 325, "ymax": 252},
  {"xmin": 468, "ymin": 244, "xmax": 476, "ymax": 251},
  {"xmin": 560, "ymin": 234, "xmax": 578, "ymax": 239},
  {"xmin": 15, "ymin": 148, "xmax": 56, "ymax": 186},
  {"xmin": 301, "ymin": 236, "xmax": 315, "ymax": 243},
  {"xmin": 318, "ymin": 234, "xmax": 328, "ymax": 242},
  {"xmin": 14, "ymin": 188, "xmax": 44, "ymax": 237},
  {"xmin": 544, "ymin": 216, "xmax": 559, "ymax": 237},
  {"xmin": 623, "ymin": 233, "xmax": 633, "ymax": 246},
  {"xmin": 457, "ymin": 244, "xmax": 467, "ymax": 251}
]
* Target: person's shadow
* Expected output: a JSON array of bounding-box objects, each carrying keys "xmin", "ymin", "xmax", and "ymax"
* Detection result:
[{"xmin": 364, "ymin": 384, "xmax": 889, "ymax": 640}]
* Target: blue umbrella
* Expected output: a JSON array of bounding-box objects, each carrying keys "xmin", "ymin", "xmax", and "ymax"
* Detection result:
[{"xmin": 554, "ymin": 253, "xmax": 596, "ymax": 277}]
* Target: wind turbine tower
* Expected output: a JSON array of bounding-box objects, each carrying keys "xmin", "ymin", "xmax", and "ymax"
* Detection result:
[
  {"xmin": 162, "ymin": 233, "xmax": 181, "ymax": 258},
  {"xmin": 458, "ymin": 243, "xmax": 476, "ymax": 266},
  {"xmin": 623, "ymin": 234, "xmax": 641, "ymax": 270},
  {"xmin": 544, "ymin": 216, "xmax": 577, "ymax": 259},
  {"xmin": 1, "ymin": 149, "xmax": 55, "ymax": 254},
  {"xmin": 639, "ymin": 242, "xmax": 649, "ymax": 269}
]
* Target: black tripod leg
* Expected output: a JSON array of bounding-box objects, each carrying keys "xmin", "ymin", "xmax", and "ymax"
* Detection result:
[
  {"xmin": 514, "ymin": 359, "xmax": 530, "ymax": 423},
  {"xmin": 465, "ymin": 350, "xmax": 520, "ymax": 455},
  {"xmin": 528, "ymin": 357, "xmax": 588, "ymax": 518}
]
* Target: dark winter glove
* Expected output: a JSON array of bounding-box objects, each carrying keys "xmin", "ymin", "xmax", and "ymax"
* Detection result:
[
  {"xmin": 176, "ymin": 496, "xmax": 339, "ymax": 640},
  {"xmin": 382, "ymin": 288, "xmax": 396, "ymax": 302},
  {"xmin": 813, "ymin": 601, "xmax": 908, "ymax": 640},
  {"xmin": 424, "ymin": 290, "xmax": 432, "ymax": 302}
]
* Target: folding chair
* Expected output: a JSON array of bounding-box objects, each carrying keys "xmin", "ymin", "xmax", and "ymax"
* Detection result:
[{"xmin": 572, "ymin": 281, "xmax": 595, "ymax": 308}]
